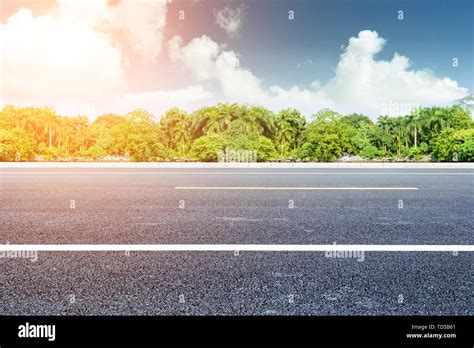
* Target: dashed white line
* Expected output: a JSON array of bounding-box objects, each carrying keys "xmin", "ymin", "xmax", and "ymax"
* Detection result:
[{"xmin": 175, "ymin": 186, "xmax": 419, "ymax": 190}]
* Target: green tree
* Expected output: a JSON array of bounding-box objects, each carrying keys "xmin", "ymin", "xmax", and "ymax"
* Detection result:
[
  {"xmin": 301, "ymin": 109, "xmax": 355, "ymax": 161},
  {"xmin": 431, "ymin": 128, "xmax": 474, "ymax": 161},
  {"xmin": 104, "ymin": 109, "xmax": 168, "ymax": 161},
  {"xmin": 376, "ymin": 115, "xmax": 394, "ymax": 155},
  {"xmin": 274, "ymin": 115, "xmax": 294, "ymax": 157},
  {"xmin": 159, "ymin": 108, "xmax": 191, "ymax": 157},
  {"xmin": 275, "ymin": 108, "xmax": 306, "ymax": 156},
  {"xmin": 0, "ymin": 128, "xmax": 35, "ymax": 161},
  {"xmin": 191, "ymin": 133, "xmax": 229, "ymax": 161}
]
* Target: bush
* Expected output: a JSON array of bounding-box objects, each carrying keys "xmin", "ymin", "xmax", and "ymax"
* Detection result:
[
  {"xmin": 300, "ymin": 133, "xmax": 343, "ymax": 162},
  {"xmin": 86, "ymin": 145, "xmax": 108, "ymax": 160},
  {"xmin": 254, "ymin": 136, "xmax": 277, "ymax": 161},
  {"xmin": 457, "ymin": 138, "xmax": 474, "ymax": 161},
  {"xmin": 405, "ymin": 147, "xmax": 424, "ymax": 160},
  {"xmin": 419, "ymin": 142, "xmax": 429, "ymax": 155},
  {"xmin": 0, "ymin": 128, "xmax": 35, "ymax": 161},
  {"xmin": 359, "ymin": 145, "xmax": 378, "ymax": 159},
  {"xmin": 191, "ymin": 133, "xmax": 229, "ymax": 161},
  {"xmin": 431, "ymin": 128, "xmax": 474, "ymax": 161}
]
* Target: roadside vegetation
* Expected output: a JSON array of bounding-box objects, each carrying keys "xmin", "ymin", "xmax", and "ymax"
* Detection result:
[{"xmin": 0, "ymin": 101, "xmax": 473, "ymax": 162}]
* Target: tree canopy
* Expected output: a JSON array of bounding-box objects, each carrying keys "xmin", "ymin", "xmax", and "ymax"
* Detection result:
[{"xmin": 1, "ymin": 102, "xmax": 473, "ymax": 162}]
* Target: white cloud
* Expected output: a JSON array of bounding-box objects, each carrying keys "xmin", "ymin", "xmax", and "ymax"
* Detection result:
[
  {"xmin": 321, "ymin": 30, "xmax": 469, "ymax": 116},
  {"xmin": 168, "ymin": 35, "xmax": 330, "ymax": 114},
  {"xmin": 214, "ymin": 6, "xmax": 245, "ymax": 38},
  {"xmin": 98, "ymin": 0, "xmax": 168, "ymax": 63},
  {"xmin": 168, "ymin": 35, "xmax": 265, "ymax": 103},
  {"xmin": 167, "ymin": 30, "xmax": 468, "ymax": 118},
  {"xmin": 1, "ymin": 5, "xmax": 124, "ymax": 108},
  {"xmin": 0, "ymin": 0, "xmax": 168, "ymax": 115}
]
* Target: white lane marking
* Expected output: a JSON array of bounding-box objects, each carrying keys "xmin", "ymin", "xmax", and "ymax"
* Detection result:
[
  {"xmin": 1, "ymin": 171, "xmax": 473, "ymax": 175},
  {"xmin": 0, "ymin": 244, "xmax": 471, "ymax": 251},
  {"xmin": 175, "ymin": 187, "xmax": 419, "ymax": 190}
]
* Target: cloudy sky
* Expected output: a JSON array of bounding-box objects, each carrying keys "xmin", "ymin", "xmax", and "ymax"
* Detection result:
[{"xmin": 0, "ymin": 0, "xmax": 472, "ymax": 119}]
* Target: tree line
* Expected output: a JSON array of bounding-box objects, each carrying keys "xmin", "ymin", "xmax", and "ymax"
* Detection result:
[{"xmin": 0, "ymin": 103, "xmax": 473, "ymax": 162}]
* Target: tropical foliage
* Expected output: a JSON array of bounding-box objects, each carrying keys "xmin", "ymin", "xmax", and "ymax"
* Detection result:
[{"xmin": 0, "ymin": 102, "xmax": 473, "ymax": 162}]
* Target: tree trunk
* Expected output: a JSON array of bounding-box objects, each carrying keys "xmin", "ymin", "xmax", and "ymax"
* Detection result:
[
  {"xmin": 414, "ymin": 127, "xmax": 417, "ymax": 149},
  {"xmin": 49, "ymin": 126, "xmax": 52, "ymax": 149}
]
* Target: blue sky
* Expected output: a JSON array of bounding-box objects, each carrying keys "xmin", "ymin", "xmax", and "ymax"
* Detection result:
[
  {"xmin": 168, "ymin": 0, "xmax": 473, "ymax": 90},
  {"xmin": 0, "ymin": 0, "xmax": 472, "ymax": 118}
]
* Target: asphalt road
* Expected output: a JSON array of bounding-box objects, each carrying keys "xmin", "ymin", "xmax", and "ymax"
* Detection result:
[{"xmin": 0, "ymin": 168, "xmax": 472, "ymax": 315}]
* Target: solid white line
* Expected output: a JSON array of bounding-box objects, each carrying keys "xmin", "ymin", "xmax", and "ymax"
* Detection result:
[
  {"xmin": 174, "ymin": 187, "xmax": 419, "ymax": 190},
  {"xmin": 1, "ymin": 171, "xmax": 473, "ymax": 175},
  {"xmin": 0, "ymin": 244, "xmax": 471, "ymax": 251}
]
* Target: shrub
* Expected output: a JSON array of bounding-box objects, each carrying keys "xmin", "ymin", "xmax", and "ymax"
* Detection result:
[
  {"xmin": 254, "ymin": 136, "xmax": 277, "ymax": 161},
  {"xmin": 431, "ymin": 128, "xmax": 474, "ymax": 161},
  {"xmin": 191, "ymin": 133, "xmax": 229, "ymax": 161},
  {"xmin": 359, "ymin": 145, "xmax": 378, "ymax": 159},
  {"xmin": 457, "ymin": 138, "xmax": 474, "ymax": 161},
  {"xmin": 0, "ymin": 128, "xmax": 35, "ymax": 161}
]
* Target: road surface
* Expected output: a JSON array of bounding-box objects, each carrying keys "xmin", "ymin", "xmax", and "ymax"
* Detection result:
[{"xmin": 0, "ymin": 168, "xmax": 472, "ymax": 315}]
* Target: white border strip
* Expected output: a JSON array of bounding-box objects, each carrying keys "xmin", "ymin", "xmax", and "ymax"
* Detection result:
[
  {"xmin": 0, "ymin": 244, "xmax": 471, "ymax": 251},
  {"xmin": 1, "ymin": 162, "xmax": 474, "ymax": 169}
]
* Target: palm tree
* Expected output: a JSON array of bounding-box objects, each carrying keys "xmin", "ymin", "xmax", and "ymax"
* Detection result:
[
  {"xmin": 402, "ymin": 116, "xmax": 411, "ymax": 149},
  {"xmin": 191, "ymin": 104, "xmax": 263, "ymax": 138},
  {"xmin": 377, "ymin": 115, "xmax": 393, "ymax": 154},
  {"xmin": 191, "ymin": 106, "xmax": 218, "ymax": 138},
  {"xmin": 279, "ymin": 108, "xmax": 306, "ymax": 152},
  {"xmin": 160, "ymin": 108, "xmax": 188, "ymax": 149},
  {"xmin": 171, "ymin": 114, "xmax": 191, "ymax": 156},
  {"xmin": 204, "ymin": 103, "xmax": 234, "ymax": 133},
  {"xmin": 249, "ymin": 106, "xmax": 275, "ymax": 138},
  {"xmin": 19, "ymin": 108, "xmax": 43, "ymax": 146},
  {"xmin": 38, "ymin": 108, "xmax": 60, "ymax": 149},
  {"xmin": 275, "ymin": 116, "xmax": 294, "ymax": 157},
  {"xmin": 392, "ymin": 118, "xmax": 404, "ymax": 156},
  {"xmin": 426, "ymin": 107, "xmax": 448, "ymax": 133},
  {"xmin": 407, "ymin": 110, "xmax": 423, "ymax": 149},
  {"xmin": 60, "ymin": 117, "xmax": 76, "ymax": 156},
  {"xmin": 173, "ymin": 125, "xmax": 189, "ymax": 157},
  {"xmin": 237, "ymin": 105, "xmax": 259, "ymax": 134},
  {"xmin": 72, "ymin": 116, "xmax": 89, "ymax": 153}
]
